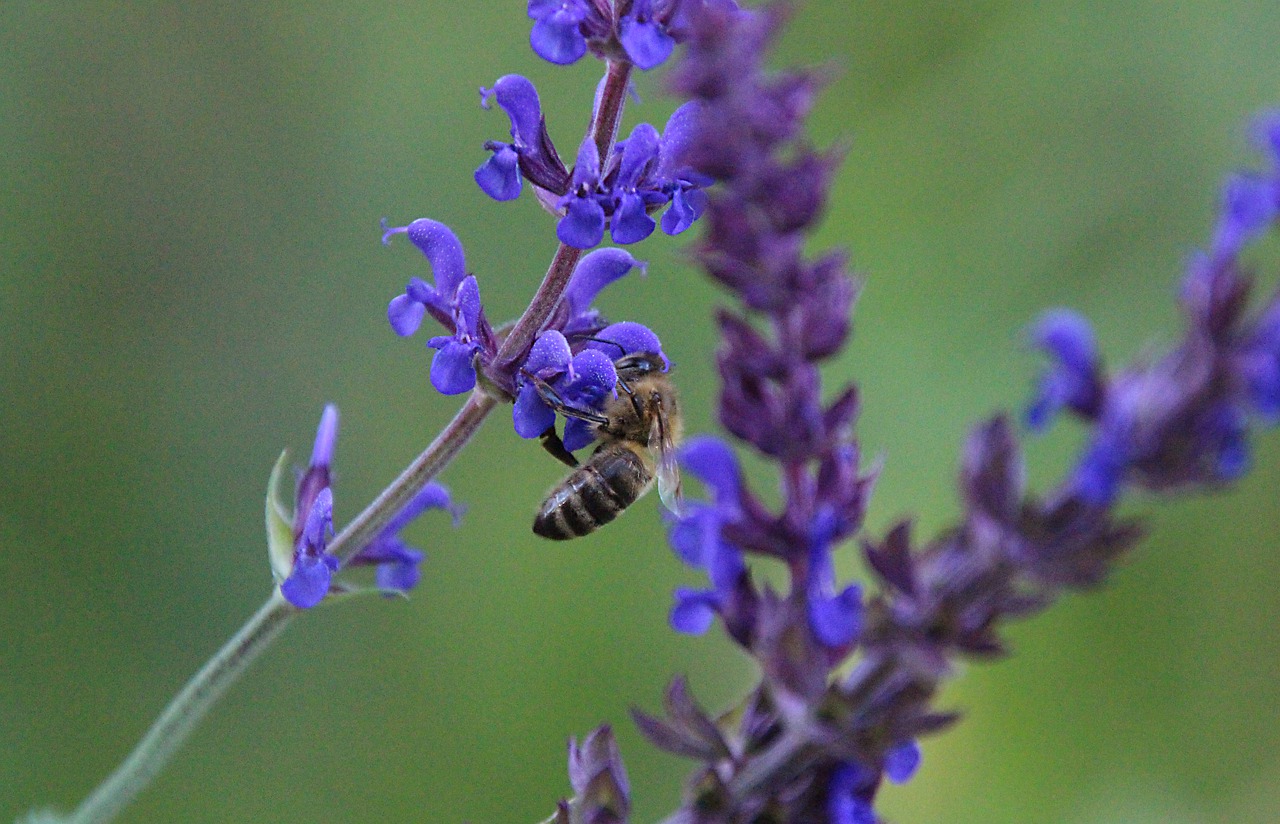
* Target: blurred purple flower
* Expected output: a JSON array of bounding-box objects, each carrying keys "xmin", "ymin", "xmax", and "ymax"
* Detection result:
[
  {"xmin": 384, "ymin": 219, "xmax": 498, "ymax": 396},
  {"xmin": 279, "ymin": 405, "xmax": 462, "ymax": 608}
]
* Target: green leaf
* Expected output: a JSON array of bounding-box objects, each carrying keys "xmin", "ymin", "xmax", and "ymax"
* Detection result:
[{"xmin": 265, "ymin": 450, "xmax": 294, "ymax": 584}]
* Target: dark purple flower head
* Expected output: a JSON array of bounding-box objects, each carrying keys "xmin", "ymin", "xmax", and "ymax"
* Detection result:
[
  {"xmin": 275, "ymin": 405, "xmax": 463, "ymax": 609},
  {"xmin": 384, "ymin": 220, "xmax": 498, "ymax": 396}
]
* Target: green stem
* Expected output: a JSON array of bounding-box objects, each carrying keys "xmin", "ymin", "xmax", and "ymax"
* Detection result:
[
  {"xmin": 46, "ymin": 51, "xmax": 638, "ymax": 824},
  {"xmin": 58, "ymin": 390, "xmax": 498, "ymax": 824},
  {"xmin": 65, "ymin": 593, "xmax": 296, "ymax": 824}
]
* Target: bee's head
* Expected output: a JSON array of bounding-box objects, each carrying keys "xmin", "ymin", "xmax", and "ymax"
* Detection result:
[{"xmin": 614, "ymin": 351, "xmax": 668, "ymax": 380}]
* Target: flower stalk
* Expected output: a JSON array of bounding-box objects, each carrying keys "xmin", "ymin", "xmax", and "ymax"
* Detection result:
[{"xmin": 35, "ymin": 25, "xmax": 655, "ymax": 819}]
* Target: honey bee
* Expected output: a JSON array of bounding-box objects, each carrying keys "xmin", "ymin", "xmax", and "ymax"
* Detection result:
[{"xmin": 527, "ymin": 351, "xmax": 682, "ymax": 540}]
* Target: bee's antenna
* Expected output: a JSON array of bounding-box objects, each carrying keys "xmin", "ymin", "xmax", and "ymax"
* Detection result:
[{"xmin": 578, "ymin": 336, "xmax": 627, "ymax": 357}]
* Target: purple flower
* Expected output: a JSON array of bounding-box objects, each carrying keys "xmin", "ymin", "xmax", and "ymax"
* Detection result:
[
  {"xmin": 509, "ymin": 247, "xmax": 670, "ymax": 451},
  {"xmin": 666, "ymin": 437, "xmax": 748, "ymax": 635},
  {"xmin": 1211, "ymin": 109, "xmax": 1280, "ymax": 258},
  {"xmin": 281, "ymin": 486, "xmax": 338, "ymax": 609},
  {"xmin": 425, "ymin": 275, "xmax": 487, "ymax": 395},
  {"xmin": 825, "ymin": 762, "xmax": 876, "ymax": 824},
  {"xmin": 884, "ymin": 740, "xmax": 922, "ymax": 784},
  {"xmin": 557, "ymin": 136, "xmax": 607, "ymax": 248},
  {"xmin": 276, "ymin": 405, "xmax": 462, "ymax": 608},
  {"xmin": 348, "ymin": 482, "xmax": 462, "ymax": 596},
  {"xmin": 476, "ymin": 86, "xmax": 709, "ymax": 247},
  {"xmin": 384, "ymin": 220, "xmax": 497, "ymax": 396},
  {"xmin": 280, "ymin": 405, "xmax": 340, "ymax": 609},
  {"xmin": 618, "ymin": 0, "xmax": 675, "ymax": 71},
  {"xmin": 805, "ymin": 512, "xmax": 863, "ymax": 649},
  {"xmin": 475, "ymin": 76, "xmax": 569, "ymax": 201},
  {"xmin": 1025, "ymin": 309, "xmax": 1105, "ymax": 430},
  {"xmin": 526, "ymin": 0, "xmax": 602, "ymax": 66},
  {"xmin": 514, "ymin": 329, "xmax": 619, "ymax": 450},
  {"xmin": 525, "ymin": 0, "xmax": 740, "ymax": 70}
]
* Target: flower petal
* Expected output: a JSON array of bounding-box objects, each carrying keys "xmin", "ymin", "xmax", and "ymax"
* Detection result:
[
  {"xmin": 617, "ymin": 123, "xmax": 660, "ymax": 188},
  {"xmin": 563, "ymin": 417, "xmax": 598, "ymax": 452},
  {"xmin": 619, "ymin": 10, "xmax": 674, "ymax": 71},
  {"xmin": 679, "ymin": 436, "xmax": 742, "ymax": 506},
  {"xmin": 388, "ymin": 292, "xmax": 427, "ymax": 337},
  {"xmin": 557, "ymin": 196, "xmax": 607, "ymax": 249},
  {"xmin": 405, "ymin": 219, "xmax": 467, "ymax": 299},
  {"xmin": 428, "ymin": 339, "xmax": 478, "ymax": 395},
  {"xmin": 374, "ymin": 546, "xmax": 424, "ymax": 594},
  {"xmin": 885, "ymin": 740, "xmax": 922, "ymax": 784},
  {"xmin": 808, "ymin": 582, "xmax": 862, "ymax": 648},
  {"xmin": 514, "ymin": 381, "xmax": 557, "ymax": 438},
  {"xmin": 475, "ymin": 144, "xmax": 523, "ymax": 201},
  {"xmin": 530, "ymin": 6, "xmax": 588, "ymax": 65},
  {"xmin": 585, "ymin": 321, "xmax": 665, "ymax": 364},
  {"xmin": 660, "ymin": 185, "xmax": 706, "ymax": 235},
  {"xmin": 281, "ymin": 554, "xmax": 335, "ymax": 609},
  {"xmin": 611, "ymin": 191, "xmax": 656, "ymax": 244},
  {"xmin": 564, "ymin": 248, "xmax": 642, "ymax": 317},
  {"xmin": 670, "ymin": 588, "xmax": 718, "ymax": 634},
  {"xmin": 524, "ymin": 329, "xmax": 573, "ymax": 376},
  {"xmin": 656, "ymin": 102, "xmax": 702, "ymax": 180}
]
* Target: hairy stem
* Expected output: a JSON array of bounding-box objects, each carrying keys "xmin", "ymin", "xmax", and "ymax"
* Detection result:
[
  {"xmin": 493, "ymin": 58, "xmax": 631, "ymax": 373},
  {"xmin": 591, "ymin": 59, "xmax": 632, "ymax": 164},
  {"xmin": 331, "ymin": 389, "xmax": 497, "ymax": 565}
]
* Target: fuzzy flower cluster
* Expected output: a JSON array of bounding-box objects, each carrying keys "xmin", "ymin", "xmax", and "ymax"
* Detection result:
[
  {"xmin": 617, "ymin": 7, "xmax": 1280, "ymax": 824},
  {"xmin": 271, "ymin": 404, "xmax": 462, "ymax": 609},
  {"xmin": 475, "ymin": 74, "xmax": 710, "ymax": 249},
  {"xmin": 621, "ymin": 7, "xmax": 924, "ymax": 823}
]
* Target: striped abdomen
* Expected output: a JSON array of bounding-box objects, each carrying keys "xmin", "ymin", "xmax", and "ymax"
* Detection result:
[{"xmin": 533, "ymin": 445, "xmax": 652, "ymax": 540}]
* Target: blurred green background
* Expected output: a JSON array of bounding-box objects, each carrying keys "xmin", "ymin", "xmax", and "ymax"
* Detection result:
[{"xmin": 3, "ymin": 2, "xmax": 1280, "ymax": 823}]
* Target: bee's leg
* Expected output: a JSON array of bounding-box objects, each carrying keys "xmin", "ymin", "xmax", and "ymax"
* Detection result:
[
  {"xmin": 539, "ymin": 426, "xmax": 580, "ymax": 468},
  {"xmin": 521, "ymin": 369, "xmax": 610, "ymax": 426}
]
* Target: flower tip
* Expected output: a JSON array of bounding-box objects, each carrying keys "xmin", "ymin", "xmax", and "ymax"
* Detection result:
[
  {"xmin": 478, "ymin": 85, "xmax": 494, "ymax": 110},
  {"xmin": 670, "ymin": 589, "xmax": 717, "ymax": 634},
  {"xmin": 310, "ymin": 404, "xmax": 339, "ymax": 469},
  {"xmin": 381, "ymin": 219, "xmax": 407, "ymax": 246},
  {"xmin": 885, "ymin": 740, "xmax": 922, "ymax": 784}
]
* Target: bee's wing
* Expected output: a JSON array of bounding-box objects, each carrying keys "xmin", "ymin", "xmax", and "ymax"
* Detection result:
[{"xmin": 649, "ymin": 415, "xmax": 683, "ymax": 516}]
